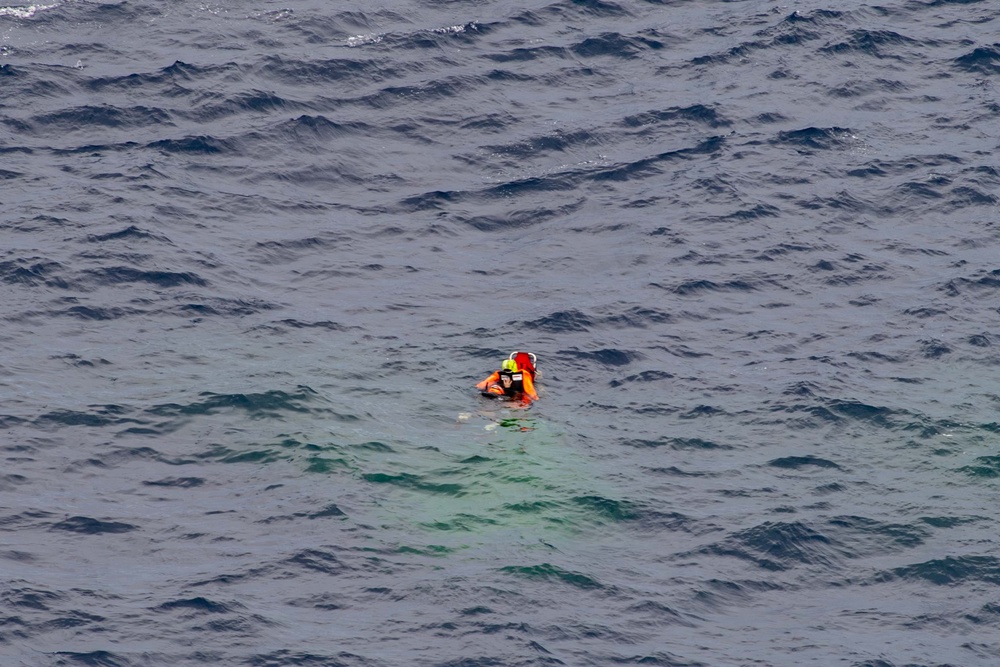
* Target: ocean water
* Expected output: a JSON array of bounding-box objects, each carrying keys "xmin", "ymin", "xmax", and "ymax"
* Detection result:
[{"xmin": 2, "ymin": 0, "xmax": 1000, "ymax": 665}]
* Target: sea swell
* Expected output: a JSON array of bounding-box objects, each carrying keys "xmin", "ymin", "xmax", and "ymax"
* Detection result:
[{"xmin": 2, "ymin": 0, "xmax": 1000, "ymax": 665}]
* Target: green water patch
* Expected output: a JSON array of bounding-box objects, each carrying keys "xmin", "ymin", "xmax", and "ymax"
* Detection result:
[
  {"xmin": 351, "ymin": 440, "xmax": 395, "ymax": 453},
  {"xmin": 458, "ymin": 454, "xmax": 546, "ymax": 487},
  {"xmin": 499, "ymin": 563, "xmax": 603, "ymax": 590},
  {"xmin": 494, "ymin": 417, "xmax": 538, "ymax": 431},
  {"xmin": 196, "ymin": 444, "xmax": 288, "ymax": 465},
  {"xmin": 363, "ymin": 472, "xmax": 466, "ymax": 496},
  {"xmin": 395, "ymin": 544, "xmax": 455, "ymax": 557},
  {"xmin": 193, "ymin": 433, "xmax": 366, "ymax": 473},
  {"xmin": 420, "ymin": 513, "xmax": 501, "ymax": 531},
  {"xmin": 184, "ymin": 410, "xmax": 615, "ymax": 552},
  {"xmin": 572, "ymin": 495, "xmax": 639, "ymax": 522},
  {"xmin": 350, "ymin": 416, "xmax": 618, "ymax": 549},
  {"xmin": 502, "ymin": 500, "xmax": 561, "ymax": 514},
  {"xmin": 304, "ymin": 455, "xmax": 354, "ymax": 473}
]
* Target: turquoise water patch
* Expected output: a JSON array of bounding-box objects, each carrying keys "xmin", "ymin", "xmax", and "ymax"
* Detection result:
[
  {"xmin": 499, "ymin": 563, "xmax": 603, "ymax": 590},
  {"xmin": 344, "ymin": 413, "xmax": 620, "ymax": 551}
]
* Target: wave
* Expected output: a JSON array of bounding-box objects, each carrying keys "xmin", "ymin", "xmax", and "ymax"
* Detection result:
[
  {"xmin": 772, "ymin": 126, "xmax": 858, "ymax": 151},
  {"xmin": 609, "ymin": 370, "xmax": 675, "ymax": 388},
  {"xmin": 148, "ymin": 387, "xmax": 323, "ymax": 420},
  {"xmin": 0, "ymin": 258, "xmax": 67, "ymax": 288},
  {"xmin": 499, "ymin": 562, "xmax": 603, "ymax": 590},
  {"xmin": 877, "ymin": 555, "xmax": 1000, "ymax": 586},
  {"xmin": 571, "ymin": 31, "xmax": 666, "ymax": 59},
  {"xmin": 619, "ymin": 436, "xmax": 732, "ymax": 450},
  {"xmin": 87, "ymin": 60, "xmax": 231, "ymax": 92},
  {"xmin": 28, "ymin": 104, "xmax": 171, "ymax": 133},
  {"xmin": 821, "ymin": 29, "xmax": 923, "ymax": 59},
  {"xmin": 82, "ymin": 266, "xmax": 208, "ymax": 288},
  {"xmin": 146, "ymin": 135, "xmax": 232, "ymax": 154},
  {"xmin": 142, "ymin": 476, "xmax": 205, "ymax": 488},
  {"xmin": 692, "ymin": 514, "xmax": 940, "ymax": 574},
  {"xmin": 954, "ymin": 44, "xmax": 1000, "ymax": 75},
  {"xmin": 560, "ymin": 348, "xmax": 643, "ymax": 367},
  {"xmin": 50, "ymin": 516, "xmax": 137, "ymax": 534},
  {"xmin": 2, "ymin": 0, "xmax": 1000, "ymax": 664},
  {"xmin": 0, "ymin": 3, "xmax": 58, "ymax": 19},
  {"xmin": 767, "ymin": 455, "xmax": 840, "ymax": 470},
  {"xmin": 155, "ymin": 596, "xmax": 241, "ymax": 614},
  {"xmin": 85, "ymin": 225, "xmax": 172, "ymax": 243}
]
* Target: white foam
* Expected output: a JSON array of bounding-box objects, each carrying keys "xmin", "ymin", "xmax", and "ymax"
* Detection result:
[
  {"xmin": 346, "ymin": 32, "xmax": 383, "ymax": 47},
  {"xmin": 431, "ymin": 24, "xmax": 469, "ymax": 35},
  {"xmin": 0, "ymin": 3, "xmax": 58, "ymax": 19}
]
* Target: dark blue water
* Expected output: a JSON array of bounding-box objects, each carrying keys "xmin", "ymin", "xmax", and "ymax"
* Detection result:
[{"xmin": 2, "ymin": 1, "xmax": 1000, "ymax": 665}]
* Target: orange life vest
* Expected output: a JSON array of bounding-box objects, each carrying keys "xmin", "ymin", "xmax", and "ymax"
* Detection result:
[{"xmin": 476, "ymin": 368, "xmax": 538, "ymax": 403}]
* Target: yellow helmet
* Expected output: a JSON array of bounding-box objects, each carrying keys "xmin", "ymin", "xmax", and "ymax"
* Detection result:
[{"xmin": 501, "ymin": 359, "xmax": 517, "ymax": 372}]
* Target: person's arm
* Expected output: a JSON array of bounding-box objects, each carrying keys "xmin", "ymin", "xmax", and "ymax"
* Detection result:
[
  {"xmin": 521, "ymin": 372, "xmax": 539, "ymax": 401},
  {"xmin": 476, "ymin": 372, "xmax": 500, "ymax": 391}
]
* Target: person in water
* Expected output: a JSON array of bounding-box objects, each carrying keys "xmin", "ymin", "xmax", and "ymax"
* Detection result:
[{"xmin": 476, "ymin": 351, "xmax": 539, "ymax": 404}]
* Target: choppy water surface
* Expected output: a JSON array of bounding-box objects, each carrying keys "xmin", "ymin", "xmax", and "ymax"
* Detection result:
[{"xmin": 2, "ymin": 0, "xmax": 1000, "ymax": 665}]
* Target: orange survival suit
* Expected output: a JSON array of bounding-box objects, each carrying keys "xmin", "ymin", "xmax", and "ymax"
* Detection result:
[{"xmin": 476, "ymin": 352, "xmax": 539, "ymax": 404}]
